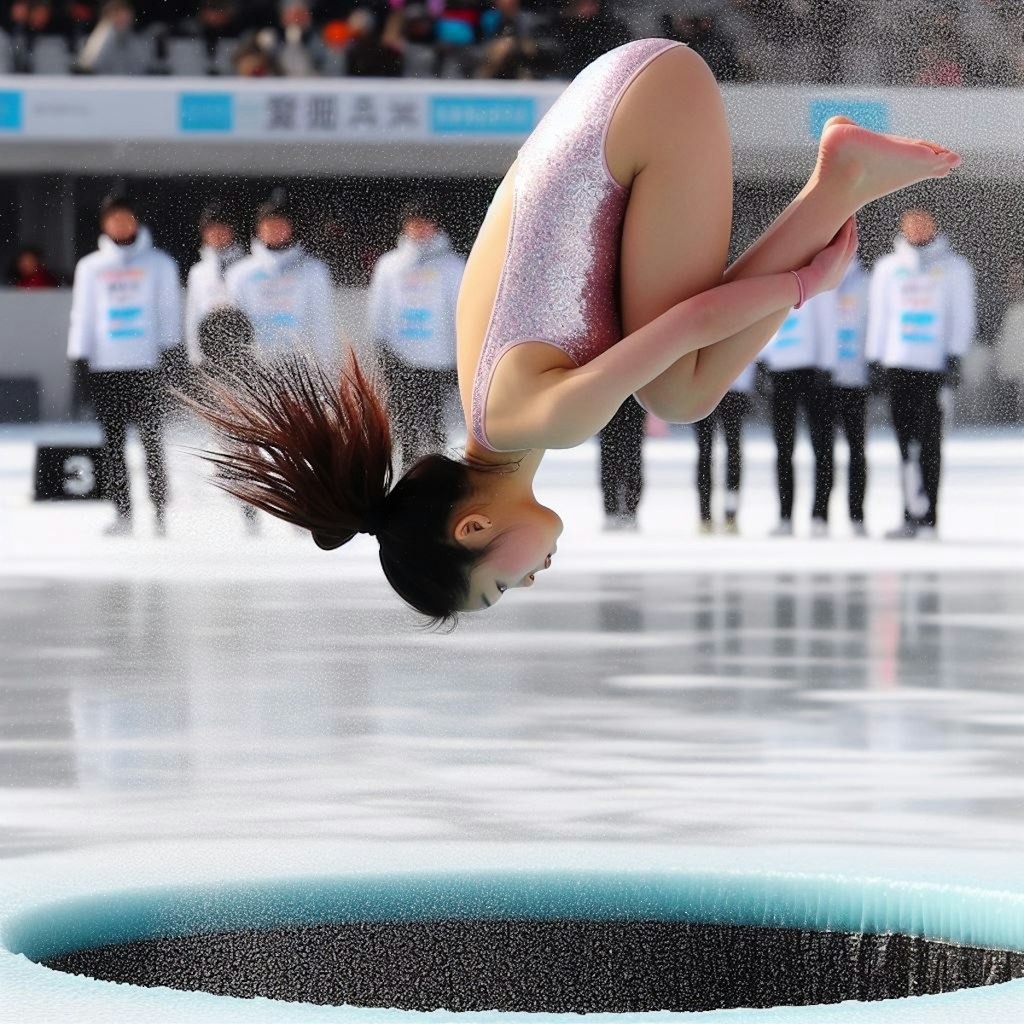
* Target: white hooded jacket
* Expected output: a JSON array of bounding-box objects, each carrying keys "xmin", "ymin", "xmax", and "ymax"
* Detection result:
[
  {"xmin": 366, "ymin": 232, "xmax": 465, "ymax": 370},
  {"xmin": 184, "ymin": 243, "xmax": 246, "ymax": 366},
  {"xmin": 67, "ymin": 226, "xmax": 181, "ymax": 372},
  {"xmin": 225, "ymin": 242, "xmax": 335, "ymax": 362},
  {"xmin": 829, "ymin": 260, "xmax": 870, "ymax": 389},
  {"xmin": 866, "ymin": 235, "xmax": 976, "ymax": 372},
  {"xmin": 759, "ymin": 289, "xmax": 837, "ymax": 373}
]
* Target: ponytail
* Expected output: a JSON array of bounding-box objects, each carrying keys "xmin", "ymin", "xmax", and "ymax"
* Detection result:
[{"xmin": 188, "ymin": 349, "xmax": 491, "ymax": 626}]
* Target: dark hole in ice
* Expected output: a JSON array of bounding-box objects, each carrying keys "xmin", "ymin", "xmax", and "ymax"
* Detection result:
[{"xmin": 43, "ymin": 919, "xmax": 1024, "ymax": 1012}]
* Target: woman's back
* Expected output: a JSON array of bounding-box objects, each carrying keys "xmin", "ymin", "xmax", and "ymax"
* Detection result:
[{"xmin": 456, "ymin": 39, "xmax": 682, "ymax": 453}]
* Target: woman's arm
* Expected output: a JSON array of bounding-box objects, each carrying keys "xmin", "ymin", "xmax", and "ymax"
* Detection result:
[
  {"xmin": 495, "ymin": 271, "xmax": 800, "ymax": 449},
  {"xmin": 489, "ymin": 219, "xmax": 856, "ymax": 450}
]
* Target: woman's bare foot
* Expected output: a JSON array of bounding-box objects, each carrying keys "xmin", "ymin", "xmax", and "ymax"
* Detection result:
[{"xmin": 815, "ymin": 115, "xmax": 960, "ymax": 206}]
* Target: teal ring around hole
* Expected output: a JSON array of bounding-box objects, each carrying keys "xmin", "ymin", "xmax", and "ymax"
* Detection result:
[{"xmin": 3, "ymin": 840, "xmax": 1024, "ymax": 1023}]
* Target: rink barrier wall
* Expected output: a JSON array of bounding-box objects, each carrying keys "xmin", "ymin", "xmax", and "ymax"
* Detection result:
[{"xmin": 0, "ymin": 76, "xmax": 1020, "ymax": 179}]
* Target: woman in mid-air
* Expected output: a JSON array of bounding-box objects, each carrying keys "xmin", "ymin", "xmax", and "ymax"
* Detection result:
[{"xmin": 196, "ymin": 39, "xmax": 958, "ymax": 624}]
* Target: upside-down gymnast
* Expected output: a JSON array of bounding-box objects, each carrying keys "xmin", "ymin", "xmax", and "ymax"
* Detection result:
[{"xmin": 195, "ymin": 39, "xmax": 959, "ymax": 624}]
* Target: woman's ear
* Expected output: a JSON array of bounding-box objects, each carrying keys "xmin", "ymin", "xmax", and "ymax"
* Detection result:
[{"xmin": 453, "ymin": 513, "xmax": 492, "ymax": 543}]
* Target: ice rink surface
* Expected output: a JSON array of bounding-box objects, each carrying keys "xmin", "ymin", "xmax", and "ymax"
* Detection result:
[{"xmin": 1, "ymin": 423, "xmax": 1023, "ymax": 1021}]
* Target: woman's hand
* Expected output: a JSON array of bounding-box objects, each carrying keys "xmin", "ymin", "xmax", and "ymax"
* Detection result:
[{"xmin": 797, "ymin": 217, "xmax": 858, "ymax": 302}]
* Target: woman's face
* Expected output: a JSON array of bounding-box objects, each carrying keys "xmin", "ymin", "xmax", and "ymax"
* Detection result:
[{"xmin": 459, "ymin": 503, "xmax": 563, "ymax": 611}]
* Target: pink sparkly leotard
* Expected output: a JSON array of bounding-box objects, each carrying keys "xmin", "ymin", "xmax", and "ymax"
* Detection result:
[{"xmin": 470, "ymin": 37, "xmax": 684, "ymax": 452}]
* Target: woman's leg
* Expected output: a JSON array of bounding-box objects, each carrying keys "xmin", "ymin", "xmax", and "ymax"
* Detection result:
[
  {"xmin": 610, "ymin": 46, "xmax": 734, "ymax": 422},
  {"xmin": 610, "ymin": 50, "xmax": 957, "ymax": 422}
]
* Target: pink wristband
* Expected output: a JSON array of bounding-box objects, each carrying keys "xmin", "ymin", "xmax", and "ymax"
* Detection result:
[{"xmin": 789, "ymin": 269, "xmax": 806, "ymax": 310}]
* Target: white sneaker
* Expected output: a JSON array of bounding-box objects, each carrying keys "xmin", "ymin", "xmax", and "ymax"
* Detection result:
[
  {"xmin": 886, "ymin": 522, "xmax": 918, "ymax": 540},
  {"xmin": 916, "ymin": 525, "xmax": 938, "ymax": 541},
  {"xmin": 851, "ymin": 522, "xmax": 868, "ymax": 538},
  {"xmin": 770, "ymin": 520, "xmax": 793, "ymax": 538},
  {"xmin": 698, "ymin": 519, "xmax": 715, "ymax": 536},
  {"xmin": 810, "ymin": 517, "xmax": 829, "ymax": 538},
  {"xmin": 103, "ymin": 516, "xmax": 133, "ymax": 537},
  {"xmin": 603, "ymin": 515, "xmax": 621, "ymax": 532}
]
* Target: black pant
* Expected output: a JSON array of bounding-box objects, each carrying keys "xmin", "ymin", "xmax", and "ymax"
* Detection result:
[
  {"xmin": 90, "ymin": 369, "xmax": 168, "ymax": 520},
  {"xmin": 887, "ymin": 368, "xmax": 944, "ymax": 528},
  {"xmin": 694, "ymin": 391, "xmax": 747, "ymax": 521},
  {"xmin": 378, "ymin": 346, "xmax": 458, "ymax": 470},
  {"xmin": 832, "ymin": 386, "xmax": 867, "ymax": 524},
  {"xmin": 599, "ymin": 397, "xmax": 646, "ymax": 518},
  {"xmin": 769, "ymin": 368, "xmax": 834, "ymax": 522}
]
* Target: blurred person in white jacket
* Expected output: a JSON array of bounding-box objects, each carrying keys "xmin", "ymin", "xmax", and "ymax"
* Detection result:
[
  {"xmin": 366, "ymin": 199, "xmax": 465, "ymax": 470},
  {"xmin": 185, "ymin": 201, "xmax": 246, "ymax": 367},
  {"xmin": 693, "ymin": 361, "xmax": 755, "ymax": 535},
  {"xmin": 995, "ymin": 261, "xmax": 1024, "ymax": 421},
  {"xmin": 829, "ymin": 256, "xmax": 871, "ymax": 536},
  {"xmin": 866, "ymin": 208, "xmax": 976, "ymax": 538},
  {"xmin": 66, "ymin": 193, "xmax": 181, "ymax": 536},
  {"xmin": 226, "ymin": 194, "xmax": 336, "ymax": 365},
  {"xmin": 759, "ymin": 288, "xmax": 837, "ymax": 537}
]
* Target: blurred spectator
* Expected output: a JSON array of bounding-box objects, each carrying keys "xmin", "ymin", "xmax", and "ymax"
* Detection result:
[
  {"xmin": 810, "ymin": 0, "xmax": 856, "ymax": 85},
  {"xmin": 194, "ymin": 306, "xmax": 261, "ymax": 534},
  {"xmin": 274, "ymin": 0, "xmax": 326, "ymax": 76},
  {"xmin": 66, "ymin": 193, "xmax": 181, "ymax": 537},
  {"xmin": 77, "ymin": 0, "xmax": 152, "ymax": 74},
  {"xmin": 547, "ymin": 0, "xmax": 631, "ymax": 80},
  {"xmin": 759, "ymin": 291, "xmax": 837, "ymax": 538},
  {"xmin": 176, "ymin": 0, "xmax": 240, "ymax": 60},
  {"xmin": 474, "ymin": 0, "xmax": 544, "ymax": 80},
  {"xmin": 225, "ymin": 192, "xmax": 337, "ymax": 363},
  {"xmin": 7, "ymin": 0, "xmax": 48, "ymax": 73},
  {"xmin": 0, "ymin": 29, "xmax": 12, "ymax": 73},
  {"xmin": 366, "ymin": 199, "xmax": 464, "ymax": 469},
  {"xmin": 61, "ymin": 0, "xmax": 98, "ymax": 49},
  {"xmin": 343, "ymin": 7, "xmax": 403, "ymax": 77},
  {"xmin": 995, "ymin": 262, "xmax": 1024, "ymax": 421},
  {"xmin": 8, "ymin": 245, "xmax": 59, "ymax": 288},
  {"xmin": 232, "ymin": 34, "xmax": 280, "ymax": 75},
  {"xmin": 7, "ymin": 0, "xmax": 62, "ymax": 73},
  {"xmin": 867, "ymin": 208, "xmax": 976, "ymax": 539},
  {"xmin": 185, "ymin": 201, "xmax": 246, "ymax": 368},
  {"xmin": 660, "ymin": 9, "xmax": 741, "ymax": 82},
  {"xmin": 914, "ymin": 43, "xmax": 964, "ymax": 87},
  {"xmin": 827, "ymin": 254, "xmax": 871, "ymax": 536}
]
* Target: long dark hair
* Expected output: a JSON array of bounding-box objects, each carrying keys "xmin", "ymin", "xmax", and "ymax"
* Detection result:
[{"xmin": 188, "ymin": 349, "xmax": 490, "ymax": 627}]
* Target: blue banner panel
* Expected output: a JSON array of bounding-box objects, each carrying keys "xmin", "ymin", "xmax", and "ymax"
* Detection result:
[
  {"xmin": 0, "ymin": 91, "xmax": 23, "ymax": 132},
  {"xmin": 808, "ymin": 98, "xmax": 889, "ymax": 138},
  {"xmin": 430, "ymin": 96, "xmax": 535, "ymax": 135},
  {"xmin": 179, "ymin": 93, "xmax": 234, "ymax": 133}
]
